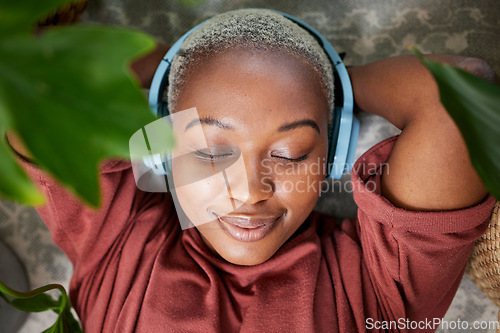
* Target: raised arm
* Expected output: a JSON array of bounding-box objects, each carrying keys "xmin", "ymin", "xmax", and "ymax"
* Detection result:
[{"xmin": 348, "ymin": 55, "xmax": 496, "ymax": 211}]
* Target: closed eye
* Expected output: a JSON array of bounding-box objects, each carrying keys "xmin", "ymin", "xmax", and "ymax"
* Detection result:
[
  {"xmin": 273, "ymin": 154, "xmax": 309, "ymax": 163},
  {"xmin": 194, "ymin": 149, "xmax": 234, "ymax": 161}
]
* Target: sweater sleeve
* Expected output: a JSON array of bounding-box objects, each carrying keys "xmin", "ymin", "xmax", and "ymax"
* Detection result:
[
  {"xmin": 352, "ymin": 136, "xmax": 495, "ymax": 332},
  {"xmin": 17, "ymin": 155, "xmax": 173, "ymax": 278}
]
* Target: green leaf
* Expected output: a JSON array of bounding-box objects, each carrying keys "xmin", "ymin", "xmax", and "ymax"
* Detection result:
[
  {"xmin": 0, "ymin": 0, "xmax": 75, "ymax": 36},
  {"xmin": 41, "ymin": 295, "xmax": 83, "ymax": 333},
  {"xmin": 0, "ymin": 26, "xmax": 164, "ymax": 207},
  {"xmin": 1, "ymin": 291, "xmax": 60, "ymax": 312},
  {"xmin": 57, "ymin": 303, "xmax": 83, "ymax": 333},
  {"xmin": 411, "ymin": 47, "xmax": 500, "ymax": 201},
  {"xmin": 0, "ymin": 280, "xmax": 82, "ymax": 332}
]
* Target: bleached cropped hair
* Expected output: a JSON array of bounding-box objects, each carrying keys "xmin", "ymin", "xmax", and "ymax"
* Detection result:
[{"xmin": 167, "ymin": 8, "xmax": 335, "ymax": 119}]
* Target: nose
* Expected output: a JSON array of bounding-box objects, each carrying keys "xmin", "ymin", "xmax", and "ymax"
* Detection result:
[{"xmin": 226, "ymin": 154, "xmax": 274, "ymax": 205}]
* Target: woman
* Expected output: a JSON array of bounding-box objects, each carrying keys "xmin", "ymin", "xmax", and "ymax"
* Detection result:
[{"xmin": 9, "ymin": 8, "xmax": 496, "ymax": 333}]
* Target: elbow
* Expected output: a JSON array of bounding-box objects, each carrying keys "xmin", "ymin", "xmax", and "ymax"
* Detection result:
[{"xmin": 456, "ymin": 57, "xmax": 497, "ymax": 82}]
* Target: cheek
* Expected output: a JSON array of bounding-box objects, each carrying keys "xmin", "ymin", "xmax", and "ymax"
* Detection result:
[
  {"xmin": 172, "ymin": 150, "xmax": 249, "ymax": 227},
  {"xmin": 274, "ymin": 153, "xmax": 327, "ymax": 196},
  {"xmin": 273, "ymin": 162, "xmax": 326, "ymax": 228},
  {"xmin": 174, "ymin": 179, "xmax": 216, "ymax": 226},
  {"xmin": 172, "ymin": 159, "xmax": 227, "ymax": 227}
]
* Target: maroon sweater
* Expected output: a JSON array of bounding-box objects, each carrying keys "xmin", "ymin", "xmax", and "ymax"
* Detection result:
[{"xmin": 22, "ymin": 137, "xmax": 495, "ymax": 332}]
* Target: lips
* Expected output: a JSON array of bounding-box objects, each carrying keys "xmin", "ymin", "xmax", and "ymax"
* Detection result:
[{"xmin": 216, "ymin": 214, "xmax": 282, "ymax": 242}]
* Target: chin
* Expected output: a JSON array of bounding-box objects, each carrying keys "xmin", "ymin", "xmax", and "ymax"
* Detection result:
[
  {"xmin": 217, "ymin": 251, "xmax": 276, "ymax": 266},
  {"xmin": 217, "ymin": 246, "xmax": 277, "ymax": 266},
  {"xmin": 199, "ymin": 226, "xmax": 283, "ymax": 266}
]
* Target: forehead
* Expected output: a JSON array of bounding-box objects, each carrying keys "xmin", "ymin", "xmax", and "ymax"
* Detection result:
[{"xmin": 174, "ymin": 47, "xmax": 329, "ymax": 128}]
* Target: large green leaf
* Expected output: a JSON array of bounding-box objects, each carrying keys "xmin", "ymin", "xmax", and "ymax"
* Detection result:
[
  {"xmin": 0, "ymin": 26, "xmax": 163, "ymax": 207},
  {"xmin": 0, "ymin": 0, "xmax": 170, "ymax": 331},
  {"xmin": 412, "ymin": 48, "xmax": 500, "ymax": 201}
]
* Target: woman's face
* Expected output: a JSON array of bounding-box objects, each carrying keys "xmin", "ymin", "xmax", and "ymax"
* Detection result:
[{"xmin": 172, "ymin": 47, "xmax": 329, "ymax": 265}]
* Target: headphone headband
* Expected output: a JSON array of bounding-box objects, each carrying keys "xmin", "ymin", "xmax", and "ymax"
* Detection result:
[{"xmin": 148, "ymin": 9, "xmax": 359, "ymax": 179}]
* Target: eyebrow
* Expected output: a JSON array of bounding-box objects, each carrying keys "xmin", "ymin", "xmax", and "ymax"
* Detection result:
[
  {"xmin": 184, "ymin": 116, "xmax": 320, "ymax": 134},
  {"xmin": 184, "ymin": 116, "xmax": 234, "ymax": 132},
  {"xmin": 278, "ymin": 119, "xmax": 320, "ymax": 134}
]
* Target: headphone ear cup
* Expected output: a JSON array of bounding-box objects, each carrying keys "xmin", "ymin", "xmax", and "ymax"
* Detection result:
[
  {"xmin": 159, "ymin": 103, "xmax": 172, "ymax": 175},
  {"xmin": 158, "ymin": 102, "xmax": 170, "ymax": 118},
  {"xmin": 326, "ymin": 139, "xmax": 336, "ymax": 178},
  {"xmin": 165, "ymin": 154, "xmax": 172, "ymax": 174},
  {"xmin": 326, "ymin": 106, "xmax": 341, "ymax": 178}
]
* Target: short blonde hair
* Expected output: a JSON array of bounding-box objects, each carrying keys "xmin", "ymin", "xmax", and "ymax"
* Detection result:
[{"xmin": 167, "ymin": 8, "xmax": 334, "ymax": 119}]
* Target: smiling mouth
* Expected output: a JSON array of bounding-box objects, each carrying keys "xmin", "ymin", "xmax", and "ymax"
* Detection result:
[{"xmin": 214, "ymin": 214, "xmax": 282, "ymax": 242}]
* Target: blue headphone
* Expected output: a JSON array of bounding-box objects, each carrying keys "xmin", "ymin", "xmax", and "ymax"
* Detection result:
[{"xmin": 148, "ymin": 10, "xmax": 359, "ymax": 179}]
